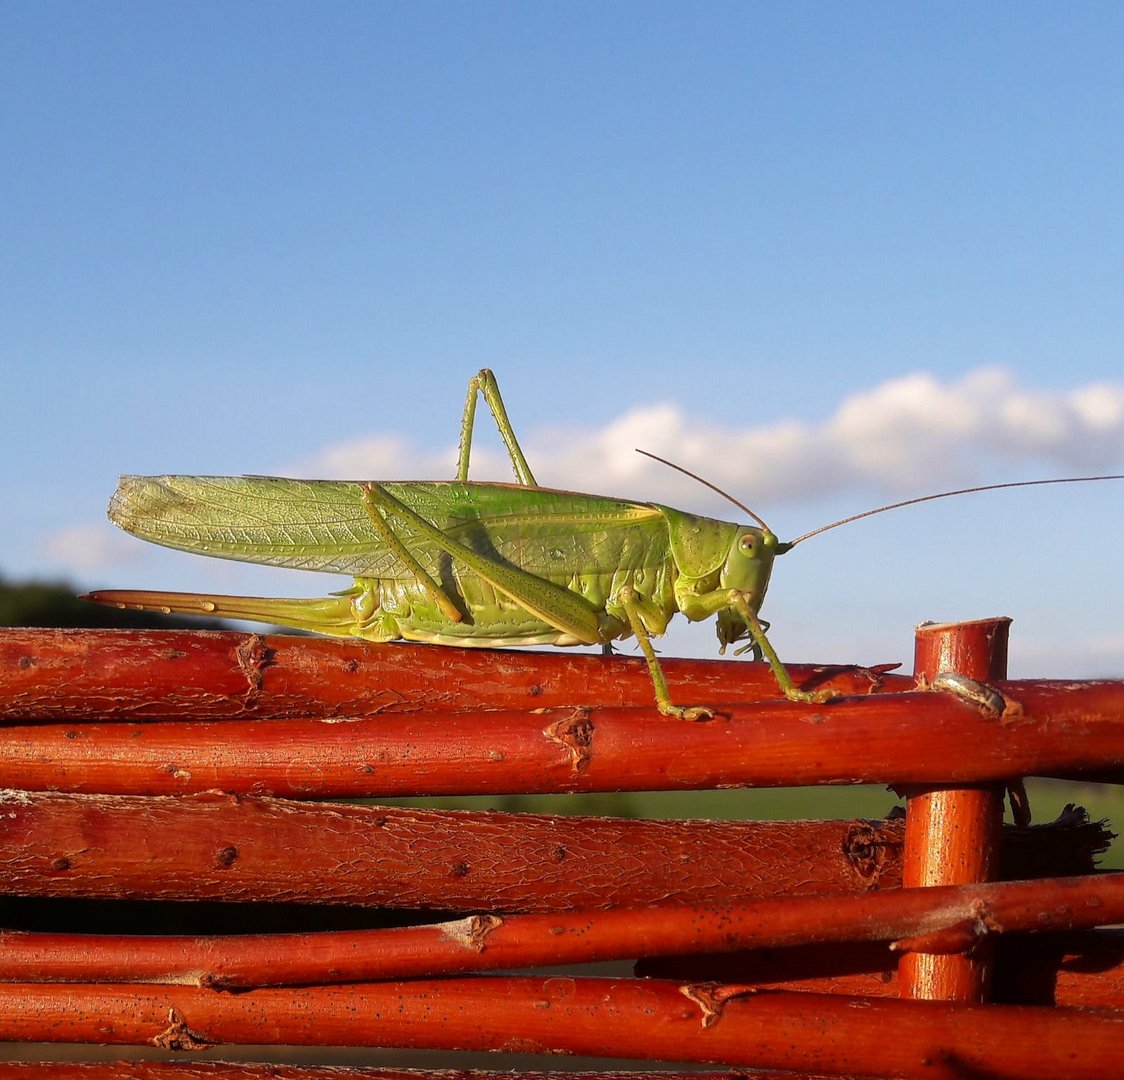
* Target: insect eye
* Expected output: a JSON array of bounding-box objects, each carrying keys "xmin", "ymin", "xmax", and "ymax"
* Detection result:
[{"xmin": 738, "ymin": 535, "xmax": 756, "ymax": 555}]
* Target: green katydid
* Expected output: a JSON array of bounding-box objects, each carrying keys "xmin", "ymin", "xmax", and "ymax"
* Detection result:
[{"xmin": 85, "ymin": 369, "xmax": 1124, "ymax": 719}]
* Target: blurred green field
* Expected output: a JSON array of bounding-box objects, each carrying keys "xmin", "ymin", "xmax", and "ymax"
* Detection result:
[{"xmin": 384, "ymin": 778, "xmax": 1121, "ymax": 869}]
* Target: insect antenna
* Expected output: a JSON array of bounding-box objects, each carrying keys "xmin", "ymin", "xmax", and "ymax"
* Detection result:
[
  {"xmin": 786, "ymin": 474, "xmax": 1124, "ymax": 548},
  {"xmin": 635, "ymin": 449, "xmax": 773, "ymax": 532}
]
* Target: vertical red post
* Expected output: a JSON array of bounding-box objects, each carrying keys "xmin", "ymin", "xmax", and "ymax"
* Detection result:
[{"xmin": 899, "ymin": 617, "xmax": 1011, "ymax": 1002}]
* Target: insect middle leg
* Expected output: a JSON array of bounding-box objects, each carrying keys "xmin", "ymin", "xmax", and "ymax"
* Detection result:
[
  {"xmin": 458, "ymin": 369, "xmax": 539, "ymax": 486},
  {"xmin": 615, "ymin": 585, "xmax": 711, "ymax": 721}
]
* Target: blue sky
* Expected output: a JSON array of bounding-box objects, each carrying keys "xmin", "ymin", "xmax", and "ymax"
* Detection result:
[{"xmin": 3, "ymin": 3, "xmax": 1122, "ymax": 678}]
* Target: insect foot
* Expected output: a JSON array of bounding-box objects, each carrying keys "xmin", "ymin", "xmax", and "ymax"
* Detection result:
[
  {"xmin": 663, "ymin": 703, "xmax": 715, "ymax": 722},
  {"xmin": 785, "ymin": 686, "xmax": 842, "ymax": 705}
]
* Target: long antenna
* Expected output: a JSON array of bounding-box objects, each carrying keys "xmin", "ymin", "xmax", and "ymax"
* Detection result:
[
  {"xmin": 787, "ymin": 474, "xmax": 1124, "ymax": 547},
  {"xmin": 635, "ymin": 449, "xmax": 772, "ymax": 532}
]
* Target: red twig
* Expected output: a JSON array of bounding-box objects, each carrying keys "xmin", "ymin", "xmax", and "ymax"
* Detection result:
[
  {"xmin": 0, "ymin": 793, "xmax": 1105, "ymax": 911},
  {"xmin": 901, "ymin": 618, "xmax": 1009, "ymax": 1001},
  {"xmin": 640, "ymin": 929, "xmax": 1124, "ymax": 1009},
  {"xmin": 0, "ymin": 872, "xmax": 1119, "ymax": 988},
  {"xmin": 0, "ymin": 1070, "xmax": 791, "ymax": 1080},
  {"xmin": 2, "ymin": 681, "xmax": 1123, "ymax": 797},
  {"xmin": 0, "ymin": 793, "xmax": 898, "ymax": 907},
  {"xmin": 0, "ymin": 979, "xmax": 1118, "ymax": 1078},
  {"xmin": 0, "ymin": 628, "xmax": 909, "ymax": 721}
]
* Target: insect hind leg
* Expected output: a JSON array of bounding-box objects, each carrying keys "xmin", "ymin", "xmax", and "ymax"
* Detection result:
[
  {"xmin": 360, "ymin": 485, "xmax": 465, "ymax": 624},
  {"xmin": 457, "ymin": 369, "xmax": 539, "ymax": 486}
]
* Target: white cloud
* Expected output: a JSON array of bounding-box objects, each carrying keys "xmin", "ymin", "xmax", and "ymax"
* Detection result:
[
  {"xmin": 1071, "ymin": 384, "xmax": 1124, "ymax": 431},
  {"xmin": 282, "ymin": 366, "xmax": 1124, "ymax": 509},
  {"xmin": 1006, "ymin": 631, "xmax": 1124, "ymax": 680},
  {"xmin": 44, "ymin": 524, "xmax": 142, "ymax": 575},
  {"xmin": 292, "ymin": 434, "xmax": 434, "ymax": 479}
]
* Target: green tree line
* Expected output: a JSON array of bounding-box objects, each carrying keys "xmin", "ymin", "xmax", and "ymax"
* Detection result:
[{"xmin": 0, "ymin": 575, "xmax": 229, "ymax": 630}]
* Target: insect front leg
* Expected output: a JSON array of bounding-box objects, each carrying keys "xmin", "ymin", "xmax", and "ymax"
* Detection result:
[
  {"xmin": 458, "ymin": 369, "xmax": 538, "ymax": 486},
  {"xmin": 729, "ymin": 594, "xmax": 839, "ymax": 705},
  {"xmin": 680, "ymin": 587, "xmax": 838, "ymax": 705}
]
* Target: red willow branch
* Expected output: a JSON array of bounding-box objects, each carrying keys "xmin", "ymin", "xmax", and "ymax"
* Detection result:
[
  {"xmin": 0, "ymin": 979, "xmax": 1118, "ymax": 1079},
  {"xmin": 0, "ymin": 872, "xmax": 1119, "ymax": 988},
  {"xmin": 900, "ymin": 618, "xmax": 1010, "ymax": 1002},
  {"xmin": 1, "ymin": 681, "xmax": 1122, "ymax": 798},
  {"xmin": 639, "ymin": 930, "xmax": 1124, "ymax": 1009},
  {"xmin": 0, "ymin": 793, "xmax": 1106, "ymax": 910},
  {"xmin": 0, "ymin": 628, "xmax": 910, "ymax": 721},
  {"xmin": 0, "ymin": 1070, "xmax": 783, "ymax": 1080},
  {"xmin": 0, "ymin": 793, "xmax": 901, "ymax": 907}
]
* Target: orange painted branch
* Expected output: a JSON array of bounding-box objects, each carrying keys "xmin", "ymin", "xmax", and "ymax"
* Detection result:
[
  {"xmin": 901, "ymin": 618, "xmax": 1010, "ymax": 1001},
  {"xmin": 2, "ymin": 680, "xmax": 1123, "ymax": 797},
  {"xmin": 0, "ymin": 873, "xmax": 1119, "ymax": 988},
  {"xmin": 0, "ymin": 793, "xmax": 1106, "ymax": 911},
  {"xmin": 0, "ymin": 628, "xmax": 909, "ymax": 720},
  {"xmin": 0, "ymin": 979, "xmax": 1119, "ymax": 1078}
]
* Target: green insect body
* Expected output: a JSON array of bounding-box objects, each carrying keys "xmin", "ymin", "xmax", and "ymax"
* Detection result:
[
  {"xmin": 89, "ymin": 369, "xmax": 803, "ymax": 718},
  {"xmin": 99, "ymin": 472, "xmax": 786, "ymax": 719}
]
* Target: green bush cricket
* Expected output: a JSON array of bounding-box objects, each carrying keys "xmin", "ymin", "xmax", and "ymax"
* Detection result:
[{"xmin": 85, "ymin": 370, "xmax": 1124, "ymax": 718}]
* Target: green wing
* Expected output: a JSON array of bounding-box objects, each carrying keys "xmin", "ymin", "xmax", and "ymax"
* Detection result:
[{"xmin": 108, "ymin": 475, "xmax": 668, "ymax": 580}]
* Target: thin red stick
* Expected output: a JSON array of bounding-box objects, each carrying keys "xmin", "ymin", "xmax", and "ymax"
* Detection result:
[
  {"xmin": 0, "ymin": 873, "xmax": 1119, "ymax": 988},
  {"xmin": 0, "ymin": 1070, "xmax": 783, "ymax": 1080},
  {"xmin": 0, "ymin": 979, "xmax": 1118, "ymax": 1078},
  {"xmin": 0, "ymin": 793, "xmax": 1104, "ymax": 911},
  {"xmin": 0, "ymin": 628, "xmax": 908, "ymax": 721},
  {"xmin": 0, "ymin": 793, "xmax": 901, "ymax": 908},
  {"xmin": 901, "ymin": 618, "xmax": 1009, "ymax": 1001},
  {"xmin": 639, "ymin": 930, "xmax": 1124, "ymax": 1009},
  {"xmin": 1, "ymin": 679, "xmax": 1122, "ymax": 797}
]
